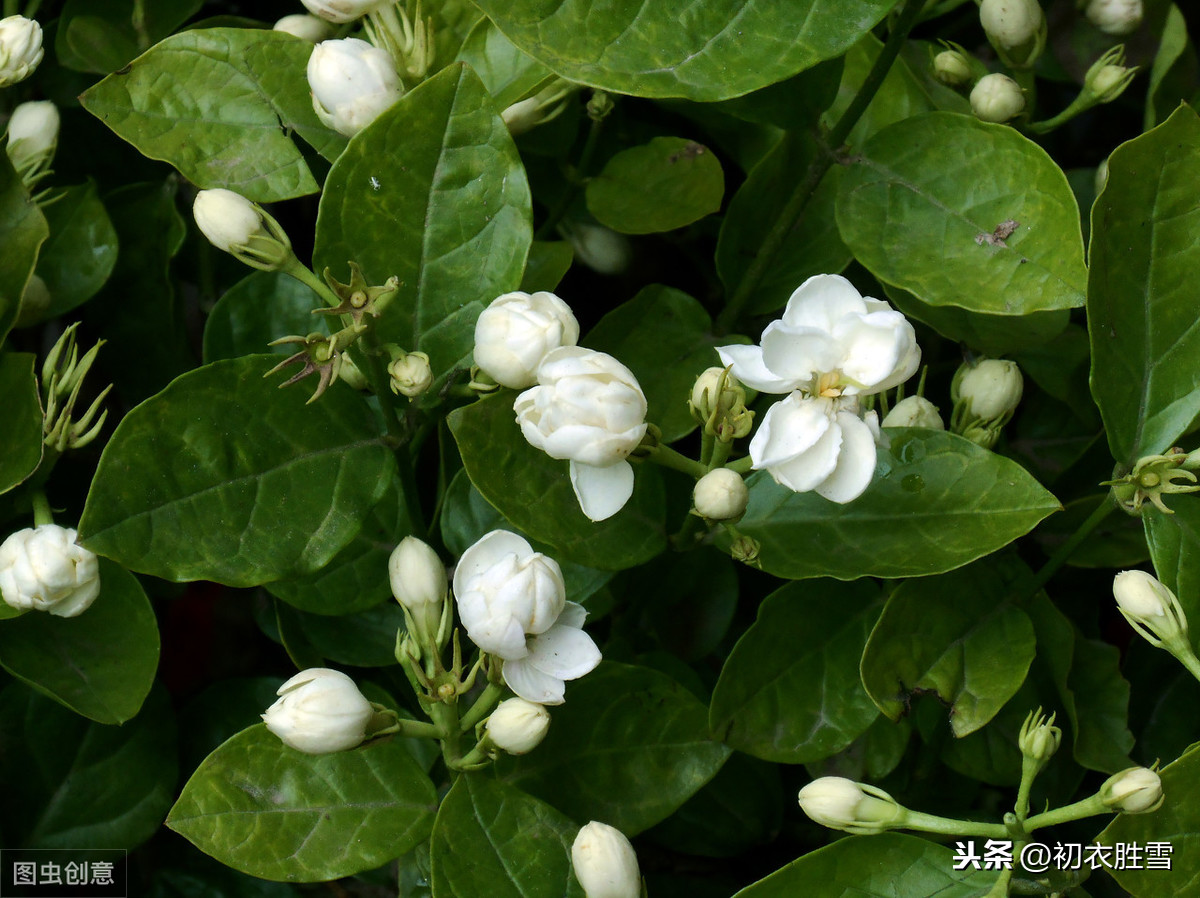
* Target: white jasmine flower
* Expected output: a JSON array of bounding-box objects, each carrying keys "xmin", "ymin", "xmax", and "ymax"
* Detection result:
[
  {"xmin": 0, "ymin": 524, "xmax": 100, "ymax": 618},
  {"xmin": 389, "ymin": 536, "xmax": 446, "ymax": 644},
  {"xmin": 307, "ymin": 38, "xmax": 403, "ymax": 137},
  {"xmin": 571, "ymin": 822, "xmax": 641, "ymax": 898},
  {"xmin": 261, "ymin": 668, "xmax": 374, "ymax": 754},
  {"xmin": 716, "ymin": 274, "xmax": 919, "ymax": 399},
  {"xmin": 501, "ymin": 601, "xmax": 601, "ymax": 705},
  {"xmin": 797, "ymin": 776, "xmax": 904, "ymax": 834},
  {"xmin": 515, "ymin": 347, "xmax": 648, "ymax": 521},
  {"xmin": 0, "ymin": 15, "xmax": 42, "ymax": 88},
  {"xmin": 474, "ymin": 291, "xmax": 580, "ymax": 389},
  {"xmin": 192, "ymin": 188, "xmax": 264, "ymax": 254},
  {"xmin": 751, "ymin": 394, "xmax": 880, "ymax": 503}
]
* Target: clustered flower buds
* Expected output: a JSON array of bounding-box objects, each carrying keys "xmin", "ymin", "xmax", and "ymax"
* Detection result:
[
  {"xmin": 262, "ymin": 668, "xmax": 375, "ymax": 754},
  {"xmin": 453, "ymin": 530, "xmax": 601, "ymax": 704},
  {"xmin": 485, "ymin": 697, "xmax": 551, "ymax": 755},
  {"xmin": 1100, "ymin": 767, "xmax": 1163, "ymax": 814},
  {"xmin": 192, "ymin": 189, "xmax": 294, "ymax": 271},
  {"xmin": 716, "ymin": 274, "xmax": 919, "ymax": 504},
  {"xmin": 689, "ymin": 367, "xmax": 753, "ymax": 441},
  {"xmin": 571, "ymin": 822, "xmax": 641, "ymax": 898},
  {"xmin": 0, "ymin": 15, "xmax": 43, "ymax": 88},
  {"xmin": 970, "ymin": 73, "xmax": 1027, "ymax": 123},
  {"xmin": 0, "ymin": 524, "xmax": 101, "ymax": 618},
  {"xmin": 307, "ymin": 38, "xmax": 404, "ymax": 137},
  {"xmin": 951, "ymin": 358, "xmax": 1023, "ymax": 448},
  {"xmin": 474, "ymin": 291, "xmax": 580, "ymax": 389},
  {"xmin": 797, "ymin": 776, "xmax": 905, "ymax": 835},
  {"xmin": 515, "ymin": 347, "xmax": 648, "ymax": 522}
]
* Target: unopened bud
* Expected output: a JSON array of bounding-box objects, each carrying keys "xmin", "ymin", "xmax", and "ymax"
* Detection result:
[
  {"xmin": 1085, "ymin": 0, "xmax": 1142, "ymax": 36},
  {"xmin": 389, "ymin": 536, "xmax": 446, "ymax": 646},
  {"xmin": 798, "ymin": 777, "xmax": 905, "ymax": 835},
  {"xmin": 980, "ymin": 0, "xmax": 1046, "ymax": 69},
  {"xmin": 1084, "ymin": 46, "xmax": 1138, "ymax": 104},
  {"xmin": 693, "ymin": 468, "xmax": 749, "ymax": 522},
  {"xmin": 6, "ymin": 100, "xmax": 59, "ymax": 174},
  {"xmin": 565, "ymin": 222, "xmax": 631, "ymax": 276},
  {"xmin": 571, "ymin": 822, "xmax": 640, "ymax": 898},
  {"xmin": 882, "ymin": 395, "xmax": 944, "ymax": 430},
  {"xmin": 1112, "ymin": 570, "xmax": 1188, "ymax": 648},
  {"xmin": 951, "ymin": 358, "xmax": 1023, "ymax": 447},
  {"xmin": 501, "ymin": 81, "xmax": 573, "ymax": 137},
  {"xmin": 388, "ymin": 350, "xmax": 432, "ymax": 397},
  {"xmin": 193, "ymin": 189, "xmax": 293, "ymax": 271},
  {"xmin": 485, "ymin": 698, "xmax": 550, "ymax": 755},
  {"xmin": 932, "ymin": 49, "xmax": 973, "ymax": 88},
  {"xmin": 1100, "ymin": 767, "xmax": 1163, "ymax": 814},
  {"xmin": 970, "ymin": 74, "xmax": 1026, "ymax": 123},
  {"xmin": 273, "ymin": 13, "xmax": 336, "ymax": 42},
  {"xmin": 0, "ymin": 15, "xmax": 43, "ymax": 88},
  {"xmin": 1018, "ymin": 708, "xmax": 1062, "ymax": 765}
]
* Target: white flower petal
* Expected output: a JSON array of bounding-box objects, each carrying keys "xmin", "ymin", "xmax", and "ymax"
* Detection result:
[
  {"xmin": 781, "ymin": 274, "xmax": 868, "ymax": 330},
  {"xmin": 715, "ymin": 343, "xmax": 799, "ymax": 394},
  {"xmin": 815, "ymin": 411, "xmax": 879, "ymax": 503},
  {"xmin": 557, "ymin": 601, "xmax": 588, "ymax": 629},
  {"xmin": 452, "ymin": 530, "xmax": 531, "ymax": 597},
  {"xmin": 759, "ymin": 322, "xmax": 842, "ymax": 384},
  {"xmin": 503, "ymin": 657, "xmax": 567, "ymax": 704},
  {"xmin": 749, "ymin": 394, "xmax": 833, "ymax": 468},
  {"xmin": 569, "ymin": 459, "xmax": 635, "ymax": 522},
  {"xmin": 527, "ymin": 621, "xmax": 602, "ymax": 680}
]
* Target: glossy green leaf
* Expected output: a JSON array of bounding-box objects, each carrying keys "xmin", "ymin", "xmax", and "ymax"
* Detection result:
[
  {"xmin": 1100, "ymin": 743, "xmax": 1200, "ymax": 897},
  {"xmin": 722, "ymin": 429, "xmax": 1061, "ymax": 580},
  {"xmin": 586, "ymin": 138, "xmax": 724, "ymax": 234},
  {"xmin": 315, "ymin": 63, "xmax": 532, "ymax": 380},
  {"xmin": 430, "ymin": 775, "xmax": 583, "ymax": 898},
  {"xmin": 265, "ymin": 476, "xmax": 409, "ymax": 616},
  {"xmin": 585, "ymin": 285, "xmax": 733, "ymax": 442},
  {"xmin": 1145, "ymin": 501, "xmax": 1200, "ymax": 645},
  {"xmin": 78, "ymin": 355, "xmax": 395, "ymax": 587},
  {"xmin": 712, "ymin": 58, "xmax": 843, "ymax": 134},
  {"xmin": 1, "ymin": 684, "xmax": 176, "ymax": 850},
  {"xmin": 837, "ymin": 112, "xmax": 1087, "ymax": 315},
  {"xmin": 1145, "ymin": 5, "xmax": 1197, "ymax": 130},
  {"xmin": 498, "ymin": 662, "xmax": 731, "ymax": 834},
  {"xmin": 717, "ymin": 133, "xmax": 850, "ymax": 316},
  {"xmin": 80, "ymin": 29, "xmax": 326, "ymax": 201},
  {"xmin": 470, "ymin": 0, "xmax": 897, "ymax": 101},
  {"xmin": 33, "ymin": 182, "xmax": 120, "ymax": 320},
  {"xmin": 177, "ymin": 677, "xmax": 284, "ymax": 774},
  {"xmin": 0, "ymin": 353, "xmax": 43, "ymax": 495},
  {"xmin": 56, "ymin": 0, "xmax": 202, "ymax": 74},
  {"xmin": 642, "ymin": 549, "xmax": 736, "ymax": 662},
  {"xmin": 1035, "ymin": 496, "xmax": 1147, "ymax": 570},
  {"xmin": 447, "ymin": 393, "xmax": 666, "ymax": 570},
  {"xmin": 861, "ymin": 558, "xmax": 1036, "ymax": 737},
  {"xmin": 288, "ymin": 601, "xmax": 406, "ymax": 668},
  {"xmin": 520, "ymin": 241, "xmax": 574, "ymax": 294},
  {"xmin": 733, "ymin": 833, "xmax": 996, "ymax": 897},
  {"xmin": 203, "ymin": 271, "xmax": 327, "ymax": 364},
  {"xmin": 0, "ymin": 148, "xmax": 49, "ymax": 343},
  {"xmin": 1089, "ymin": 105, "xmax": 1200, "ymax": 464},
  {"xmin": 168, "ymin": 724, "xmax": 437, "ymax": 882},
  {"xmin": 0, "ymin": 559, "xmax": 159, "ymax": 725},
  {"xmin": 455, "ymin": 17, "xmax": 552, "ymax": 107},
  {"xmin": 710, "ymin": 579, "xmax": 882, "ymax": 762}
]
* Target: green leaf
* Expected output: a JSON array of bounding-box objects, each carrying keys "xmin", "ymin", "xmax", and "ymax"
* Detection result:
[
  {"xmin": 265, "ymin": 476, "xmax": 409, "ymax": 616},
  {"xmin": 447, "ymin": 393, "xmax": 667, "ymax": 570},
  {"xmin": 1, "ymin": 684, "xmax": 177, "ymax": 850},
  {"xmin": 712, "ymin": 57, "xmax": 843, "ymax": 134},
  {"xmin": 0, "ymin": 559, "xmax": 159, "ymax": 725},
  {"xmin": 837, "ymin": 112, "xmax": 1087, "ymax": 315},
  {"xmin": 80, "ymin": 29, "xmax": 324, "ymax": 201},
  {"xmin": 710, "ymin": 579, "xmax": 882, "ymax": 762},
  {"xmin": 78, "ymin": 355, "xmax": 395, "ymax": 587},
  {"xmin": 642, "ymin": 549, "xmax": 737, "ymax": 662},
  {"xmin": 520, "ymin": 240, "xmax": 574, "ymax": 294},
  {"xmin": 860, "ymin": 558, "xmax": 1036, "ymax": 737},
  {"xmin": 585, "ymin": 285, "xmax": 732, "ymax": 442},
  {"xmin": 1145, "ymin": 5, "xmax": 1197, "ymax": 130},
  {"xmin": 722, "ymin": 429, "xmax": 1061, "ymax": 580},
  {"xmin": 0, "ymin": 353, "xmax": 43, "ymax": 495},
  {"xmin": 56, "ymin": 0, "xmax": 202, "ymax": 74},
  {"xmin": 1145, "ymin": 501, "xmax": 1200, "ymax": 645},
  {"xmin": 168, "ymin": 724, "xmax": 437, "ymax": 882},
  {"xmin": 716, "ymin": 134, "xmax": 850, "ymax": 316},
  {"xmin": 1100, "ymin": 743, "xmax": 1200, "ymax": 897},
  {"xmin": 0, "ymin": 148, "xmax": 49, "ymax": 344},
  {"xmin": 202, "ymin": 271, "xmax": 327, "ymax": 363},
  {"xmin": 455, "ymin": 17, "xmax": 552, "ymax": 107},
  {"xmin": 33, "ymin": 182, "xmax": 120, "ymax": 320},
  {"xmin": 315, "ymin": 63, "xmax": 532, "ymax": 380},
  {"xmin": 430, "ymin": 775, "xmax": 584, "ymax": 898},
  {"xmin": 586, "ymin": 138, "xmax": 724, "ymax": 235},
  {"xmin": 1088, "ymin": 105, "xmax": 1200, "ymax": 464},
  {"xmin": 733, "ymin": 833, "xmax": 996, "ymax": 897},
  {"xmin": 497, "ymin": 662, "xmax": 731, "ymax": 834},
  {"xmin": 470, "ymin": 0, "xmax": 897, "ymax": 101},
  {"xmin": 285, "ymin": 601, "xmax": 407, "ymax": 668}
]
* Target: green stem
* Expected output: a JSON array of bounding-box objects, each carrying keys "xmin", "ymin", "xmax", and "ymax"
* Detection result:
[
  {"xmin": 1022, "ymin": 496, "xmax": 1116, "ymax": 600},
  {"xmin": 1014, "ymin": 757, "xmax": 1038, "ymax": 824},
  {"xmin": 1166, "ymin": 638, "xmax": 1200, "ymax": 686},
  {"xmin": 430, "ymin": 700, "xmax": 463, "ymax": 770},
  {"xmin": 6, "ymin": 0, "xmax": 20, "ymax": 17},
  {"xmin": 708, "ymin": 438, "xmax": 733, "ymax": 472},
  {"xmin": 375, "ymin": 718, "xmax": 442, "ymax": 740},
  {"xmin": 727, "ymin": 455, "xmax": 754, "ymax": 474},
  {"xmin": 900, "ymin": 809, "xmax": 1011, "ymax": 839},
  {"xmin": 31, "ymin": 490, "xmax": 53, "ymax": 526},
  {"xmin": 535, "ymin": 114, "xmax": 605, "ymax": 241},
  {"xmin": 1023, "ymin": 795, "xmax": 1107, "ymax": 831},
  {"xmin": 1012, "ymin": 67, "xmax": 1037, "ymax": 121},
  {"xmin": 1026, "ymin": 94, "xmax": 1096, "ymax": 135},
  {"xmin": 458, "ymin": 682, "xmax": 505, "ymax": 734},
  {"xmin": 699, "ymin": 429, "xmax": 715, "ymax": 468},
  {"xmin": 283, "ymin": 257, "xmax": 341, "ymax": 308},
  {"xmin": 714, "ymin": 0, "xmax": 927, "ymax": 333},
  {"xmin": 645, "ymin": 444, "xmax": 708, "ymax": 479}
]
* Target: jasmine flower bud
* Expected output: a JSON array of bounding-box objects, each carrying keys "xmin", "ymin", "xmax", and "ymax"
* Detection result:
[
  {"xmin": 6, "ymin": 100, "xmax": 59, "ymax": 174},
  {"xmin": 1083, "ymin": 46, "xmax": 1139, "ymax": 104},
  {"xmin": 565, "ymin": 222, "xmax": 632, "ymax": 276},
  {"xmin": 193, "ymin": 189, "xmax": 293, "ymax": 271},
  {"xmin": 473, "ymin": 291, "xmax": 580, "ymax": 389},
  {"xmin": 951, "ymin": 358, "xmax": 1023, "ymax": 448},
  {"xmin": 797, "ymin": 776, "xmax": 904, "ymax": 834},
  {"xmin": 389, "ymin": 536, "xmax": 446, "ymax": 647},
  {"xmin": 0, "ymin": 524, "xmax": 101, "ymax": 618},
  {"xmin": 261, "ymin": 668, "xmax": 375, "ymax": 754},
  {"xmin": 932, "ymin": 49, "xmax": 974, "ymax": 88},
  {"xmin": 970, "ymin": 73, "xmax": 1027, "ymax": 123},
  {"xmin": 882, "ymin": 395, "xmax": 944, "ymax": 429},
  {"xmin": 0, "ymin": 15, "xmax": 42, "ymax": 88},
  {"xmin": 1018, "ymin": 707, "xmax": 1062, "ymax": 766},
  {"xmin": 693, "ymin": 468, "xmax": 749, "ymax": 521},
  {"xmin": 1112, "ymin": 570, "xmax": 1189, "ymax": 648},
  {"xmin": 979, "ymin": 0, "xmax": 1046, "ymax": 69},
  {"xmin": 300, "ymin": 0, "xmax": 386, "ymax": 24},
  {"xmin": 307, "ymin": 38, "xmax": 404, "ymax": 137},
  {"xmin": 1085, "ymin": 0, "xmax": 1142, "ymax": 36},
  {"xmin": 1101, "ymin": 767, "xmax": 1163, "ymax": 814},
  {"xmin": 273, "ymin": 13, "xmax": 336, "ymax": 42},
  {"xmin": 387, "ymin": 350, "xmax": 432, "ymax": 397},
  {"xmin": 485, "ymin": 698, "xmax": 551, "ymax": 755},
  {"xmin": 571, "ymin": 822, "xmax": 641, "ymax": 898}
]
